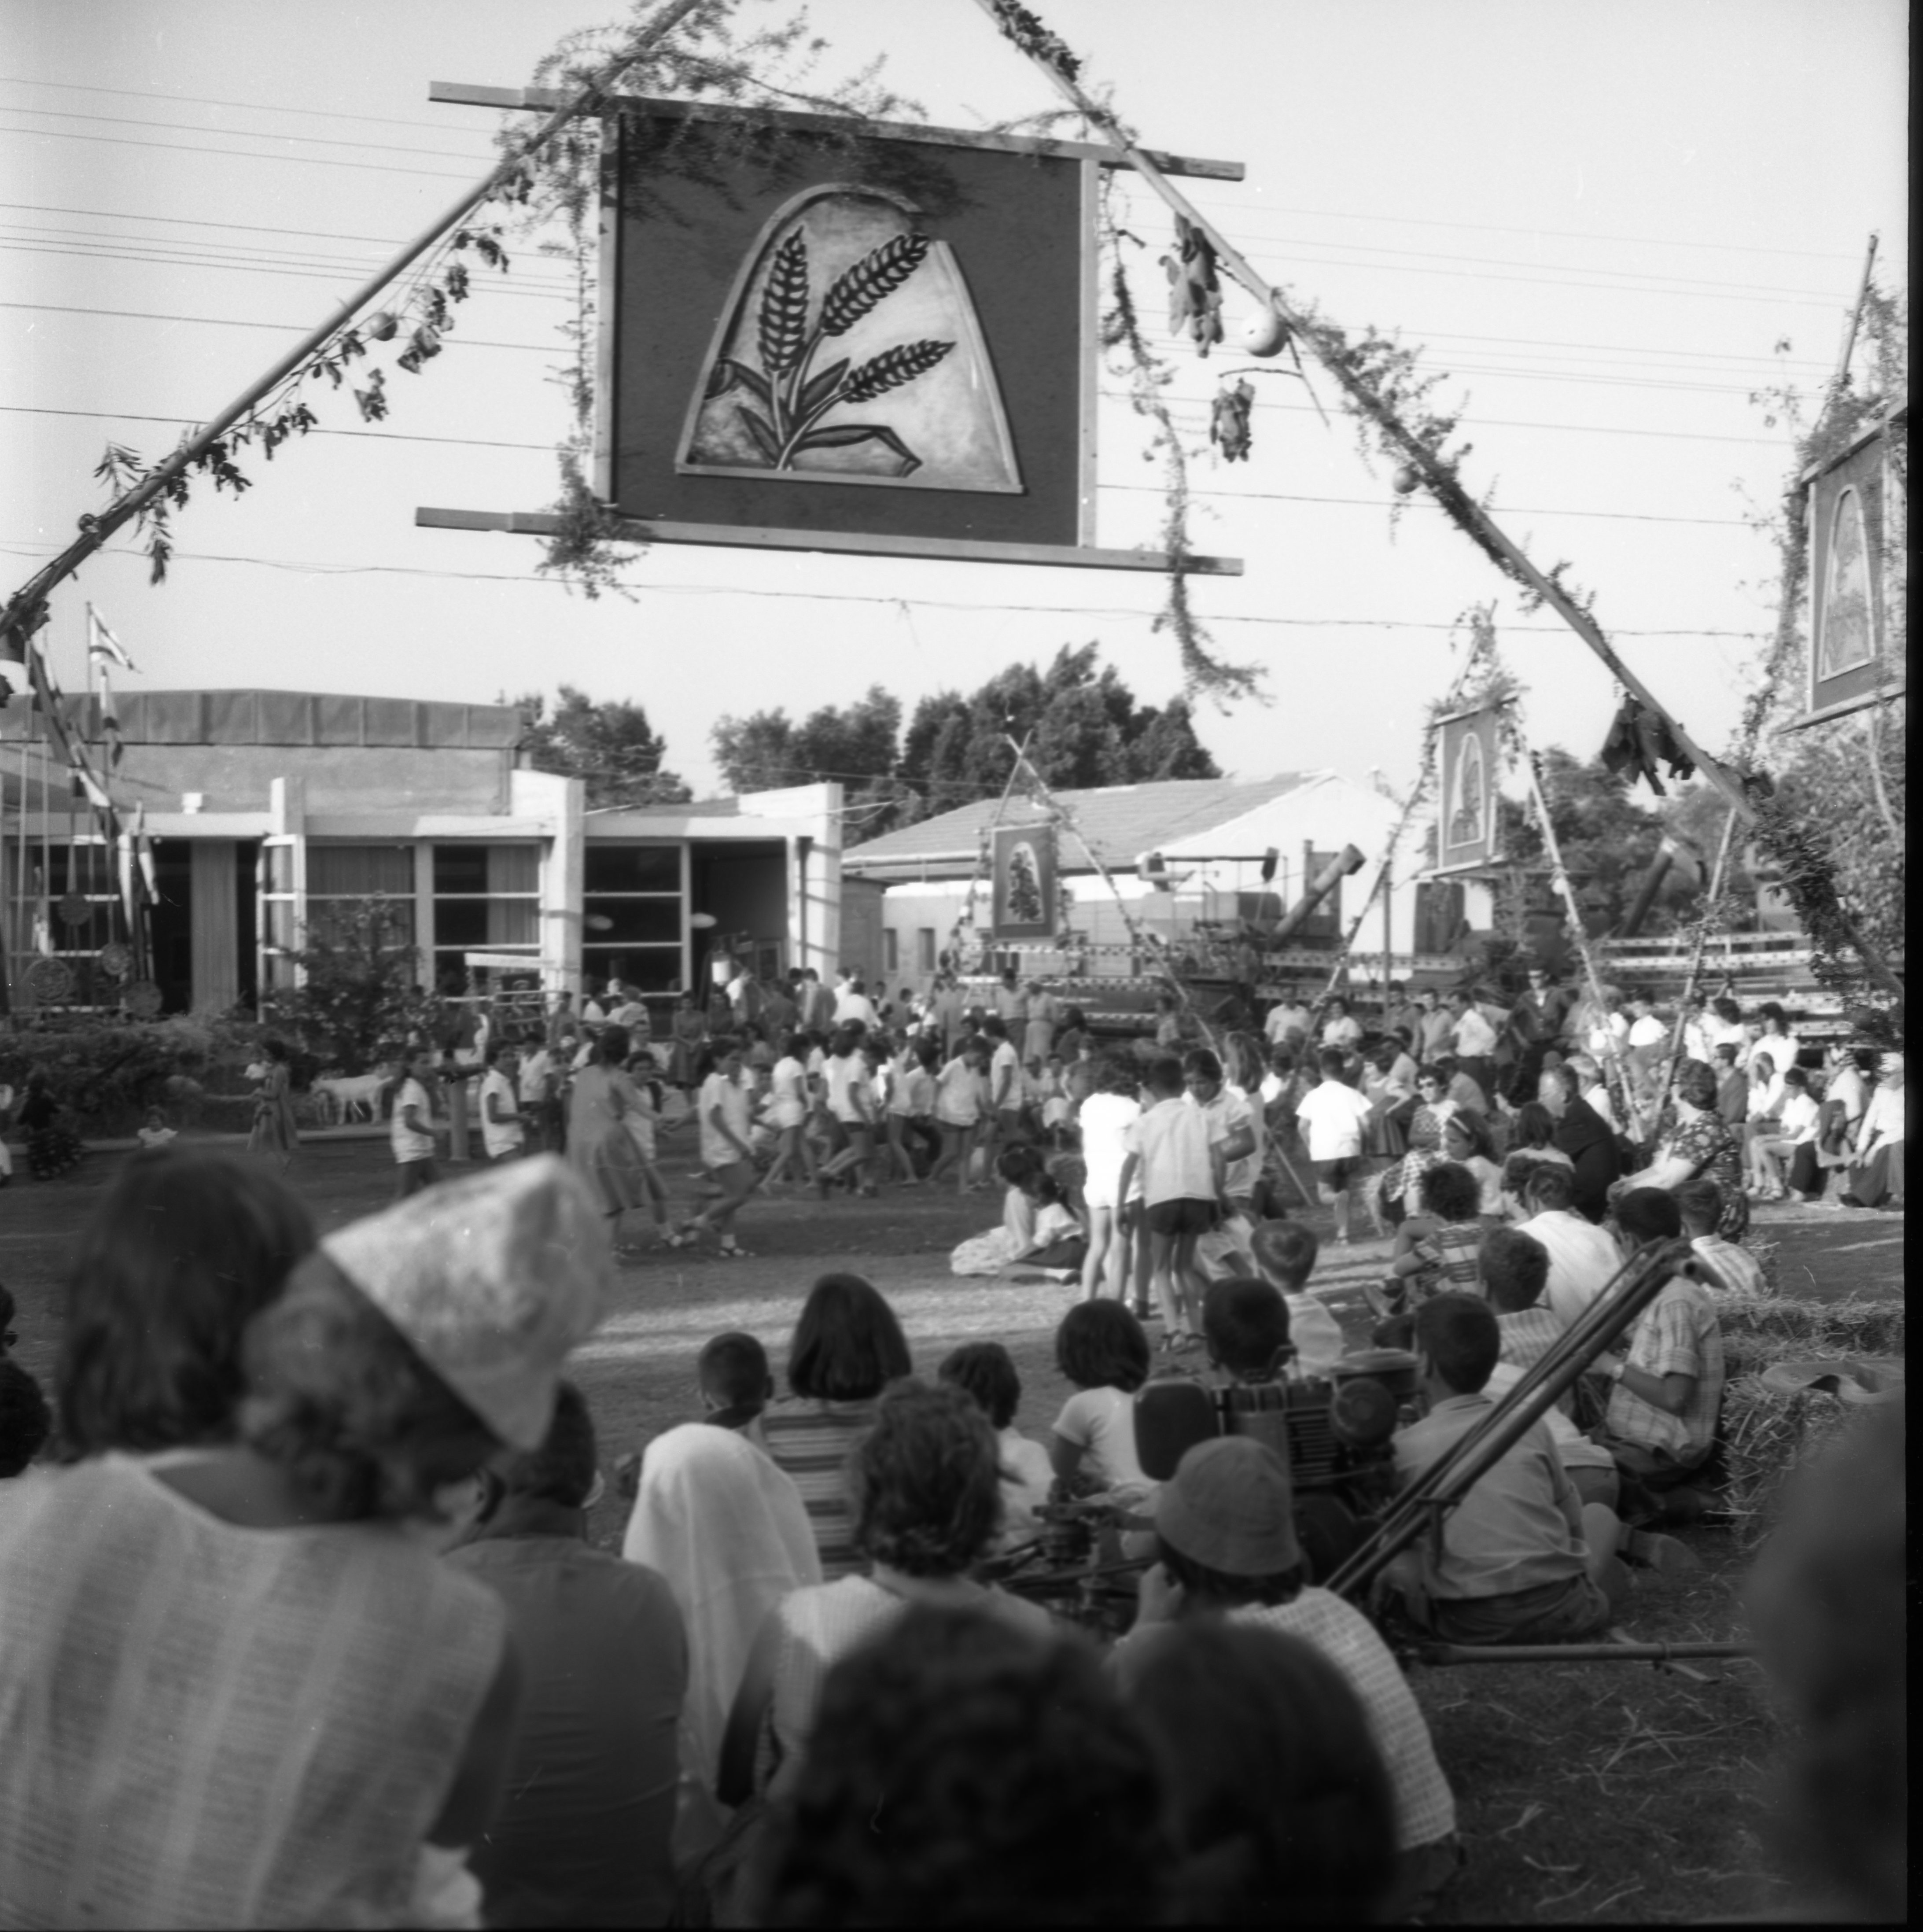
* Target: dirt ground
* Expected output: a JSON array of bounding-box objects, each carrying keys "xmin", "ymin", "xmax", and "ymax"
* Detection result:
[{"xmin": 1, "ymin": 1132, "xmax": 1902, "ymax": 1923}]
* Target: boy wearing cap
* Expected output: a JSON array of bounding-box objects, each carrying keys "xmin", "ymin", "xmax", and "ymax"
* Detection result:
[
  {"xmin": 1116, "ymin": 1436, "xmax": 1461, "ymax": 1921},
  {"xmin": 1387, "ymin": 1293, "xmax": 1627, "ymax": 1644}
]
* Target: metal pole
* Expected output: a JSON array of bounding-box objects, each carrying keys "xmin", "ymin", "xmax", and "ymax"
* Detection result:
[
  {"xmin": 1415, "ymin": 1640, "xmax": 1756, "ymax": 1667},
  {"xmin": 1521, "ymin": 749, "xmax": 1648, "ymax": 1142},
  {"xmin": 0, "ymin": 0, "xmax": 707, "ymax": 649},
  {"xmin": 1325, "ymin": 1236, "xmax": 1690, "ymax": 1603},
  {"xmin": 1659, "ymin": 807, "xmax": 1740, "ymax": 1095}
]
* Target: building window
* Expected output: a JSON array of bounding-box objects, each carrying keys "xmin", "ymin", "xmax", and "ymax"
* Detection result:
[
  {"xmin": 433, "ymin": 843, "xmax": 541, "ymax": 987},
  {"xmin": 582, "ymin": 842, "xmax": 682, "ymax": 994},
  {"xmin": 32, "ymin": 840, "xmax": 120, "ymax": 1007},
  {"xmin": 917, "ymin": 927, "xmax": 936, "ymax": 973},
  {"xmin": 306, "ymin": 844, "xmax": 416, "ymax": 951},
  {"xmin": 882, "ymin": 928, "xmax": 899, "ymax": 976}
]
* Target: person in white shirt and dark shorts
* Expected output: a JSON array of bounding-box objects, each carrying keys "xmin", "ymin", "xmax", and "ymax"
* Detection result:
[{"xmin": 1293, "ymin": 1049, "xmax": 1377, "ymax": 1244}]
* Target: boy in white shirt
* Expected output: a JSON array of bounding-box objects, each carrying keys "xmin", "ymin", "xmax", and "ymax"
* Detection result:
[
  {"xmin": 1293, "ymin": 1050, "xmax": 1376, "ymax": 1244},
  {"xmin": 1117, "ymin": 1055, "xmax": 1223, "ymax": 1350},
  {"xmin": 478, "ymin": 1042, "xmax": 525, "ymax": 1163},
  {"xmin": 389, "ymin": 1048, "xmax": 441, "ymax": 1198}
]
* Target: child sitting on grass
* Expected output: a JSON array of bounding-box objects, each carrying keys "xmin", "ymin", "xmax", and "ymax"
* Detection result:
[
  {"xmin": 1048, "ymin": 1301, "xmax": 1156, "ymax": 1512},
  {"xmin": 1676, "ymin": 1177, "xmax": 1765, "ymax": 1299},
  {"xmin": 1479, "ymin": 1227, "xmax": 1562, "ymax": 1375},
  {"xmin": 1370, "ymin": 1162, "xmax": 1485, "ymax": 1318},
  {"xmin": 1247, "ymin": 1220, "xmax": 1347, "ymax": 1377},
  {"xmin": 939, "ymin": 1340, "xmax": 1054, "ymax": 1548}
]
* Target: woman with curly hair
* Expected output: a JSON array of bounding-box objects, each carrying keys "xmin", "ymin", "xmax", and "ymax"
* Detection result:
[
  {"xmin": 754, "ymin": 1606, "xmax": 1168, "ymax": 1927},
  {"xmin": 1619, "ymin": 1058, "xmax": 1750, "ymax": 1239},
  {"xmin": 0, "ymin": 1156, "xmax": 607, "ymax": 1928},
  {"xmin": 722, "ymin": 1379, "xmax": 1049, "ymax": 1808}
]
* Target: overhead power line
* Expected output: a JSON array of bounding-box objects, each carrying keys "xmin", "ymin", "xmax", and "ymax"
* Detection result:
[
  {"xmin": 0, "ymin": 101, "xmax": 492, "ymax": 163},
  {"xmin": 0, "ymin": 121, "xmax": 479, "ymax": 181},
  {"xmin": 0, "ymin": 403, "xmax": 1763, "ymax": 526},
  {"xmin": 0, "ymin": 537, "xmax": 1772, "ymax": 642},
  {"xmin": 0, "ymin": 73, "xmax": 517, "ymax": 136},
  {"xmin": 3, "ymin": 75, "xmax": 1868, "ymax": 266}
]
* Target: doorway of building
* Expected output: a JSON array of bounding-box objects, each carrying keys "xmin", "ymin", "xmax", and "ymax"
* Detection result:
[{"xmin": 149, "ymin": 842, "xmax": 193, "ymax": 1014}]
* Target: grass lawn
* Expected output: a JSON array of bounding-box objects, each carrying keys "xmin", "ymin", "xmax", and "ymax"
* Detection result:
[{"xmin": 5, "ymin": 1134, "xmax": 1899, "ymax": 1922}]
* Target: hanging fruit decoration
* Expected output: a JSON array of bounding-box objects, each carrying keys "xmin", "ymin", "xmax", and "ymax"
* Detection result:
[
  {"xmin": 1392, "ymin": 462, "xmax": 1422, "ymax": 494},
  {"xmin": 1210, "ymin": 380, "xmax": 1256, "ymax": 463},
  {"xmin": 363, "ymin": 310, "xmax": 400, "ymax": 342},
  {"xmin": 1238, "ymin": 305, "xmax": 1291, "ymax": 358}
]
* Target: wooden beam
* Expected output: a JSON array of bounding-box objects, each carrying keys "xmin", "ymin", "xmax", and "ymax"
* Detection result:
[
  {"xmin": 414, "ymin": 506, "xmax": 1241, "ymax": 575},
  {"xmin": 427, "ymin": 81, "xmax": 1245, "ymax": 179}
]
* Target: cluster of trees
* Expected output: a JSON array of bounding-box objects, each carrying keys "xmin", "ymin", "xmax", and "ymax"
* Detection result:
[
  {"xmin": 710, "ymin": 644, "xmax": 1219, "ymax": 841},
  {"xmin": 512, "ymin": 646, "xmax": 1217, "ymax": 841}
]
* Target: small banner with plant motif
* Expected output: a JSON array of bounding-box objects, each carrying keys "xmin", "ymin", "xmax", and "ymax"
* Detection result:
[
  {"xmin": 991, "ymin": 823, "xmax": 1057, "ymax": 940},
  {"xmin": 1433, "ymin": 700, "xmax": 1505, "ymax": 875},
  {"xmin": 1803, "ymin": 413, "xmax": 1902, "ymax": 723}
]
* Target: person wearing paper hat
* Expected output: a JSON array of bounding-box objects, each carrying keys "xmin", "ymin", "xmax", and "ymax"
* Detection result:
[
  {"xmin": 317, "ymin": 1151, "xmax": 611, "ymax": 1450},
  {"xmin": 0, "ymin": 1155, "xmax": 611, "ymax": 1927}
]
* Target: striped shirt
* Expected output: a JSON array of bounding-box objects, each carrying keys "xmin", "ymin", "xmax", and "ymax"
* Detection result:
[
  {"xmin": 752, "ymin": 1397, "xmax": 878, "ymax": 1581},
  {"xmin": 1689, "ymin": 1234, "xmax": 1765, "ymax": 1301},
  {"xmin": 1231, "ymin": 1593, "xmax": 1457, "ymax": 1851},
  {"xmin": 1496, "ymin": 1305, "xmax": 1565, "ymax": 1375}
]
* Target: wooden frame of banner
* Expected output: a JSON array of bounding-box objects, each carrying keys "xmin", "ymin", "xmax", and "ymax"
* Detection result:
[
  {"xmin": 414, "ymin": 505, "xmax": 1241, "ymax": 575},
  {"xmin": 425, "ymin": 85, "xmax": 1246, "ymax": 576}
]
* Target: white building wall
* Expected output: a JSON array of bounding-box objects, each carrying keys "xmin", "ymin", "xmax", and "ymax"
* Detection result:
[{"xmin": 869, "ymin": 773, "xmax": 1497, "ymax": 992}]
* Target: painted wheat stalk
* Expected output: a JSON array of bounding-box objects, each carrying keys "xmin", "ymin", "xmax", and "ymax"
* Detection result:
[{"xmin": 707, "ymin": 225, "xmax": 954, "ymax": 475}]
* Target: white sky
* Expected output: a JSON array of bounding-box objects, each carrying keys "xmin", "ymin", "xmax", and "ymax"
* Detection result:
[{"xmin": 0, "ymin": 0, "xmax": 1907, "ymax": 805}]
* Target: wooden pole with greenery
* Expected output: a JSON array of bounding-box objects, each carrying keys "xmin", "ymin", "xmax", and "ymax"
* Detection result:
[
  {"xmin": 977, "ymin": 0, "xmax": 1906, "ymax": 1008},
  {"xmin": 0, "ymin": 0, "xmax": 707, "ymax": 666}
]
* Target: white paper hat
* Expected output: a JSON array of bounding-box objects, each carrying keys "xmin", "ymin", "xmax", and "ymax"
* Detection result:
[{"xmin": 321, "ymin": 1154, "xmax": 610, "ymax": 1449}]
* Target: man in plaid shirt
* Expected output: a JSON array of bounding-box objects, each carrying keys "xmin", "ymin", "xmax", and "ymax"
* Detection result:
[{"xmin": 1592, "ymin": 1190, "xmax": 1725, "ymax": 1494}]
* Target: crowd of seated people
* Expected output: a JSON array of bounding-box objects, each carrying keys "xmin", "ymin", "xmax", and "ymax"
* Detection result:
[{"xmin": 0, "ymin": 1133, "xmax": 1899, "ymax": 1927}]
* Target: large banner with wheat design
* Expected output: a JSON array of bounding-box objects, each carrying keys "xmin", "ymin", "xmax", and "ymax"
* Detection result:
[{"xmin": 600, "ymin": 103, "xmax": 1090, "ymax": 554}]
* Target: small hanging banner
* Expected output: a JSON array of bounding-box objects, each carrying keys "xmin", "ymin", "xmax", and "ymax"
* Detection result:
[
  {"xmin": 1433, "ymin": 701, "xmax": 1505, "ymax": 876},
  {"xmin": 1796, "ymin": 405, "xmax": 1905, "ymax": 727},
  {"xmin": 990, "ymin": 823, "xmax": 1057, "ymax": 939}
]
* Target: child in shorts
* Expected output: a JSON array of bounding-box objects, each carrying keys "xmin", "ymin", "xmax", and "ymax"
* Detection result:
[
  {"xmin": 1116, "ymin": 1054, "xmax": 1222, "ymax": 1353},
  {"xmin": 1293, "ymin": 1049, "xmax": 1376, "ymax": 1243}
]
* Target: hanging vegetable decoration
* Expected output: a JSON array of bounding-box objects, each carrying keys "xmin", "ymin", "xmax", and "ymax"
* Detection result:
[
  {"xmin": 1161, "ymin": 214, "xmax": 1224, "ymax": 356},
  {"xmin": 1210, "ymin": 379, "xmax": 1255, "ymax": 463},
  {"xmin": 1237, "ymin": 306, "xmax": 1291, "ymax": 358},
  {"xmin": 1599, "ymin": 693, "xmax": 1697, "ymax": 798}
]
